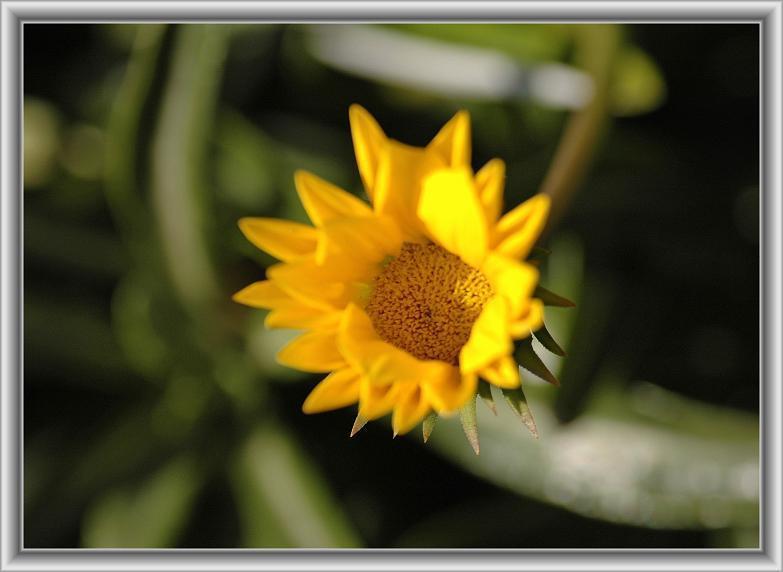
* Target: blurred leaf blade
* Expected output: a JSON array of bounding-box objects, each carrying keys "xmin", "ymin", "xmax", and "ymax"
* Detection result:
[
  {"xmin": 104, "ymin": 24, "xmax": 167, "ymax": 237},
  {"xmin": 426, "ymin": 382, "xmax": 759, "ymax": 532},
  {"xmin": 150, "ymin": 24, "xmax": 227, "ymax": 313},
  {"xmin": 231, "ymin": 424, "xmax": 362, "ymax": 548},
  {"xmin": 81, "ymin": 455, "xmax": 202, "ymax": 548}
]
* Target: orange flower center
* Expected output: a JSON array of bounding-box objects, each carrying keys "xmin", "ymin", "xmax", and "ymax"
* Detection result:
[{"xmin": 365, "ymin": 242, "xmax": 493, "ymax": 365}]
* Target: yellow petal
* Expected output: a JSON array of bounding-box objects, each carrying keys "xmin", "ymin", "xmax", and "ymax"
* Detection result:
[
  {"xmin": 509, "ymin": 299, "xmax": 545, "ymax": 338},
  {"xmin": 316, "ymin": 215, "xmax": 402, "ymax": 270},
  {"xmin": 480, "ymin": 356, "xmax": 520, "ymax": 389},
  {"xmin": 373, "ymin": 141, "xmax": 434, "ymax": 241},
  {"xmin": 481, "ymin": 253, "xmax": 539, "ymax": 319},
  {"xmin": 265, "ymin": 304, "xmax": 342, "ymax": 330},
  {"xmin": 294, "ymin": 170, "xmax": 372, "ymax": 227},
  {"xmin": 392, "ymin": 384, "xmax": 431, "ymax": 436},
  {"xmin": 475, "ymin": 158, "xmax": 505, "ymax": 224},
  {"xmin": 493, "ymin": 194, "xmax": 551, "ymax": 260},
  {"xmin": 302, "ymin": 368, "xmax": 361, "ymax": 413},
  {"xmin": 267, "ymin": 260, "xmax": 353, "ymax": 311},
  {"xmin": 232, "ymin": 280, "xmax": 289, "ymax": 309},
  {"xmin": 349, "ymin": 104, "xmax": 387, "ymax": 198},
  {"xmin": 418, "ymin": 167, "xmax": 488, "ymax": 268},
  {"xmin": 459, "ymin": 296, "xmax": 512, "ymax": 374},
  {"xmin": 339, "ymin": 304, "xmax": 451, "ymax": 386},
  {"xmin": 426, "ymin": 110, "xmax": 471, "ymax": 167},
  {"xmin": 358, "ymin": 379, "xmax": 399, "ymax": 420},
  {"xmin": 423, "ymin": 369, "xmax": 478, "ymax": 414},
  {"xmin": 238, "ymin": 217, "xmax": 318, "ymax": 261},
  {"xmin": 277, "ymin": 330, "xmax": 346, "ymax": 373}
]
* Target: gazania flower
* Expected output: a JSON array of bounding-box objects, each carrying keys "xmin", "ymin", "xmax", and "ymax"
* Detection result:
[{"xmin": 235, "ymin": 105, "xmax": 551, "ymax": 437}]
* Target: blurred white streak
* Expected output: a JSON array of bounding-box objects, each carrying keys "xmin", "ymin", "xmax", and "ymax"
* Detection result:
[{"xmin": 307, "ymin": 25, "xmax": 593, "ymax": 110}]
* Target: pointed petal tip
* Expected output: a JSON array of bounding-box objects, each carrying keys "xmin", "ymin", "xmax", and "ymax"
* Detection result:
[
  {"xmin": 478, "ymin": 394, "xmax": 497, "ymax": 416},
  {"xmin": 292, "ymin": 168, "xmax": 309, "ymax": 187},
  {"xmin": 530, "ymin": 193, "xmax": 552, "ymax": 213},
  {"xmin": 534, "ymin": 286, "xmax": 576, "ymax": 308},
  {"xmin": 237, "ymin": 217, "xmax": 251, "ymax": 233},
  {"xmin": 524, "ymin": 420, "xmax": 541, "ymax": 439},
  {"xmin": 348, "ymin": 102, "xmax": 366, "ymax": 116},
  {"xmin": 452, "ymin": 108, "xmax": 470, "ymax": 125},
  {"xmin": 350, "ymin": 414, "xmax": 368, "ymax": 437},
  {"xmin": 422, "ymin": 412, "xmax": 438, "ymax": 443},
  {"xmin": 459, "ymin": 397, "xmax": 480, "ymax": 456},
  {"xmin": 477, "ymin": 381, "xmax": 498, "ymax": 416},
  {"xmin": 348, "ymin": 104, "xmax": 381, "ymax": 131}
]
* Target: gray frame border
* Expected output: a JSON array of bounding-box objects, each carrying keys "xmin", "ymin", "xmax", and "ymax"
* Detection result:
[{"xmin": 1, "ymin": 1, "xmax": 780, "ymax": 571}]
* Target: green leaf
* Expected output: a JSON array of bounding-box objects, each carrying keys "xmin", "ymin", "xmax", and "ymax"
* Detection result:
[
  {"xmin": 477, "ymin": 381, "xmax": 497, "ymax": 415},
  {"xmin": 515, "ymin": 337, "xmax": 560, "ymax": 386},
  {"xmin": 230, "ymin": 424, "xmax": 361, "ymax": 548},
  {"xmin": 502, "ymin": 386, "xmax": 539, "ymax": 439},
  {"xmin": 533, "ymin": 323, "xmax": 566, "ymax": 357},
  {"xmin": 422, "ymin": 412, "xmax": 438, "ymax": 443},
  {"xmin": 105, "ymin": 24, "xmax": 167, "ymax": 237},
  {"xmin": 150, "ymin": 25, "xmax": 227, "ymax": 312},
  {"xmin": 425, "ymin": 381, "xmax": 759, "ymax": 531},
  {"xmin": 459, "ymin": 397, "xmax": 480, "ymax": 455},
  {"xmin": 393, "ymin": 24, "xmax": 572, "ymax": 64},
  {"xmin": 534, "ymin": 285, "xmax": 576, "ymax": 307},
  {"xmin": 81, "ymin": 455, "xmax": 202, "ymax": 547}
]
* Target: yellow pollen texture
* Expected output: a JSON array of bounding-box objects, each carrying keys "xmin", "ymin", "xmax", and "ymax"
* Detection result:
[{"xmin": 365, "ymin": 242, "xmax": 494, "ymax": 365}]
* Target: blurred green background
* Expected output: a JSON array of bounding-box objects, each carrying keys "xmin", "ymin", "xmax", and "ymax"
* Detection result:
[{"xmin": 23, "ymin": 24, "xmax": 759, "ymax": 549}]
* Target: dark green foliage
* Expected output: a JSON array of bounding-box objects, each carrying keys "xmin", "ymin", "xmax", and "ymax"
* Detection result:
[{"xmin": 24, "ymin": 23, "xmax": 759, "ymax": 549}]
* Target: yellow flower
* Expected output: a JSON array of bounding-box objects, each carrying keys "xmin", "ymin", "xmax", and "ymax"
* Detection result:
[{"xmin": 235, "ymin": 105, "xmax": 550, "ymax": 436}]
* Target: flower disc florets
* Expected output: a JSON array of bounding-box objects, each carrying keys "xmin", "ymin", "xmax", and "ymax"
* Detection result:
[{"xmin": 366, "ymin": 242, "xmax": 493, "ymax": 365}]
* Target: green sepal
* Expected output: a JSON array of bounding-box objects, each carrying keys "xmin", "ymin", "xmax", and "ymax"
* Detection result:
[
  {"xmin": 502, "ymin": 386, "xmax": 539, "ymax": 439},
  {"xmin": 422, "ymin": 412, "xmax": 438, "ymax": 443},
  {"xmin": 528, "ymin": 246, "xmax": 552, "ymax": 266},
  {"xmin": 515, "ymin": 337, "xmax": 560, "ymax": 386},
  {"xmin": 533, "ymin": 323, "xmax": 566, "ymax": 357},
  {"xmin": 534, "ymin": 285, "xmax": 576, "ymax": 307},
  {"xmin": 477, "ymin": 380, "xmax": 497, "ymax": 415},
  {"xmin": 459, "ymin": 396, "xmax": 480, "ymax": 455}
]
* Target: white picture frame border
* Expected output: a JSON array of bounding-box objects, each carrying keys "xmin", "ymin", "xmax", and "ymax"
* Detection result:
[{"xmin": 2, "ymin": 1, "xmax": 780, "ymax": 571}]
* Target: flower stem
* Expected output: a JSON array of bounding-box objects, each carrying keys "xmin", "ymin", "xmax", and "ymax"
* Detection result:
[{"xmin": 539, "ymin": 25, "xmax": 622, "ymax": 229}]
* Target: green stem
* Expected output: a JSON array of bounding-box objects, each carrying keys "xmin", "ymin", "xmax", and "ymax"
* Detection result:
[{"xmin": 539, "ymin": 25, "xmax": 621, "ymax": 229}]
